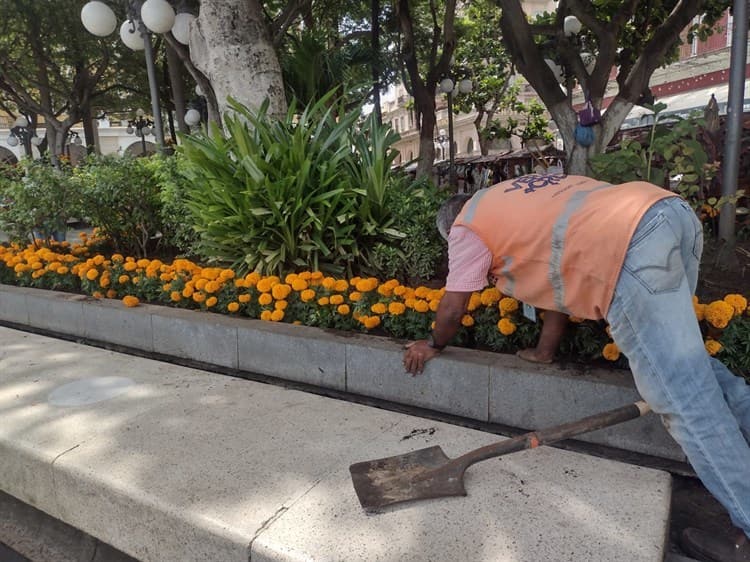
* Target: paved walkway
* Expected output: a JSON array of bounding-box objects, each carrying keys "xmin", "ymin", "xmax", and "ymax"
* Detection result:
[{"xmin": 0, "ymin": 326, "xmax": 673, "ymax": 561}]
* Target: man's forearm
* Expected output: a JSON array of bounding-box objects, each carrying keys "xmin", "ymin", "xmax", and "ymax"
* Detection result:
[{"xmin": 431, "ymin": 291, "xmax": 472, "ymax": 347}]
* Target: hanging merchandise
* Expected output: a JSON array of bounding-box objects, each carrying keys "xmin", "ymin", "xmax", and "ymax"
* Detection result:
[
  {"xmin": 575, "ymin": 123, "xmax": 595, "ymax": 147},
  {"xmin": 578, "ymin": 91, "xmax": 601, "ymax": 126}
]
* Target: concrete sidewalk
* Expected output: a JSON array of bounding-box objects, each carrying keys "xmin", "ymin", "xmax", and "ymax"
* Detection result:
[{"xmin": 0, "ymin": 326, "xmax": 672, "ymax": 561}]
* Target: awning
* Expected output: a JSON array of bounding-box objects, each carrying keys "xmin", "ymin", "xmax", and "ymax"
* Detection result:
[{"xmin": 620, "ymin": 79, "xmax": 750, "ymax": 129}]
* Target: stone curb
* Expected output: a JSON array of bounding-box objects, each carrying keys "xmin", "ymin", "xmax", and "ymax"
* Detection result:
[{"xmin": 0, "ymin": 284, "xmax": 683, "ymax": 460}]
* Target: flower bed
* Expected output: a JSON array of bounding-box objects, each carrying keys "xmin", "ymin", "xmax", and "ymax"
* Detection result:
[{"xmin": 1, "ymin": 233, "xmax": 748, "ymax": 377}]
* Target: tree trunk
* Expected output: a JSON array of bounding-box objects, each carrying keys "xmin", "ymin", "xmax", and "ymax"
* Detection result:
[
  {"xmin": 191, "ymin": 0, "xmax": 287, "ymax": 120},
  {"xmin": 416, "ymin": 95, "xmax": 437, "ymax": 178},
  {"xmin": 166, "ymin": 43, "xmax": 188, "ymax": 137}
]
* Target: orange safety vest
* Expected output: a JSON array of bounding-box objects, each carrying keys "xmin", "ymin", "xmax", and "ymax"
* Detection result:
[{"xmin": 453, "ymin": 174, "xmax": 675, "ymax": 319}]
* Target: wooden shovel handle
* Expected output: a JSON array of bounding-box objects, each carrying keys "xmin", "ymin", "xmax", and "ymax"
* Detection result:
[{"xmin": 456, "ymin": 401, "xmax": 651, "ymax": 471}]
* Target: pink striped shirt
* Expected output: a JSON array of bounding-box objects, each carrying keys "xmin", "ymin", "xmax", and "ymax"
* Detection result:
[{"xmin": 445, "ymin": 225, "xmax": 492, "ymax": 292}]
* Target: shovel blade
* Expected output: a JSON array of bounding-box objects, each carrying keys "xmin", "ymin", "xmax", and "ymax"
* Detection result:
[{"xmin": 349, "ymin": 445, "xmax": 466, "ymax": 510}]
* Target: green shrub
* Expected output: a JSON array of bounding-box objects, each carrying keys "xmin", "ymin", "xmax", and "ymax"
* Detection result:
[
  {"xmin": 142, "ymin": 154, "xmax": 199, "ymax": 256},
  {"xmin": 178, "ymin": 93, "xmax": 404, "ymax": 276},
  {"xmin": 369, "ymin": 177, "xmax": 449, "ymax": 283},
  {"xmin": 0, "ymin": 159, "xmax": 79, "ymax": 245},
  {"xmin": 74, "ymin": 155, "xmax": 164, "ymax": 258}
]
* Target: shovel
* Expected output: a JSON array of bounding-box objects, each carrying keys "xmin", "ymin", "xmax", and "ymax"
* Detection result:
[{"xmin": 350, "ymin": 400, "xmax": 651, "ymax": 510}]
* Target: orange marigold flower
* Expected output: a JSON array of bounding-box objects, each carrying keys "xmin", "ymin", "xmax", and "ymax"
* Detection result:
[
  {"xmin": 371, "ymin": 302, "xmax": 387, "ymax": 314},
  {"xmin": 193, "ymin": 292, "xmax": 206, "ymax": 303},
  {"xmin": 182, "ymin": 286, "xmax": 194, "ymax": 298},
  {"xmin": 334, "ymin": 279, "xmax": 349, "ymax": 292},
  {"xmin": 205, "ymin": 296, "xmax": 218, "ymax": 308},
  {"xmin": 256, "ymin": 277, "xmax": 277, "ymax": 293},
  {"xmin": 467, "ymin": 293, "xmax": 482, "ymax": 312},
  {"xmin": 705, "ymin": 339, "xmax": 723, "ymax": 356},
  {"xmin": 388, "ymin": 302, "xmax": 406, "ymax": 315},
  {"xmin": 364, "ymin": 316, "xmax": 381, "ymax": 329},
  {"xmin": 694, "ymin": 303, "xmax": 707, "ymax": 322},
  {"xmin": 270, "ymin": 309, "xmax": 285, "ymax": 322},
  {"xmin": 393, "ymin": 285, "xmax": 407, "ymax": 296},
  {"xmin": 227, "ymin": 302, "xmax": 240, "ymax": 312},
  {"xmin": 705, "ymin": 300, "xmax": 735, "ymax": 329},
  {"xmin": 497, "ymin": 318, "xmax": 516, "ymax": 336},
  {"xmin": 118, "ymin": 274, "xmax": 130, "ymax": 284},
  {"xmin": 318, "ymin": 297, "xmax": 330, "ymax": 306},
  {"xmin": 100, "ymin": 276, "xmax": 111, "ymax": 288},
  {"xmin": 106, "ymin": 289, "xmax": 117, "ymax": 299},
  {"xmin": 123, "ymin": 262, "xmax": 138, "ymax": 272},
  {"xmin": 461, "ymin": 314, "xmax": 475, "ymax": 327},
  {"xmin": 300, "ymin": 289, "xmax": 316, "ymax": 302},
  {"xmin": 285, "ymin": 273, "xmax": 298, "ymax": 284},
  {"xmin": 86, "ymin": 268, "xmax": 99, "ymax": 281},
  {"xmin": 413, "ymin": 299, "xmax": 430, "ymax": 313},
  {"xmin": 204, "ymin": 281, "xmax": 220, "ymax": 294},
  {"xmin": 292, "ymin": 278, "xmax": 308, "ymax": 291},
  {"xmin": 258, "ymin": 293, "xmax": 273, "ymax": 306},
  {"xmin": 602, "ymin": 342, "xmax": 621, "ymax": 361},
  {"xmin": 170, "ymin": 291, "xmax": 181, "ymax": 302},
  {"xmin": 272, "ymin": 283, "xmax": 292, "ymax": 300},
  {"xmin": 238, "ymin": 294, "xmax": 251, "ymax": 304},
  {"xmin": 275, "ymin": 300, "xmax": 288, "ymax": 311},
  {"xmin": 260, "ymin": 310, "xmax": 273, "ymax": 321},
  {"xmin": 724, "ymin": 294, "xmax": 748, "ymax": 316},
  {"xmin": 349, "ymin": 292, "xmax": 362, "ymax": 302},
  {"xmin": 429, "ymin": 300, "xmax": 440, "ymax": 312},
  {"xmin": 499, "ymin": 297, "xmax": 519, "ymax": 317},
  {"xmin": 330, "ymin": 294, "xmax": 344, "ymax": 305},
  {"xmin": 122, "ymin": 295, "xmax": 140, "ymax": 308},
  {"xmin": 92, "ymin": 291, "xmax": 103, "ymax": 299},
  {"xmin": 337, "ymin": 304, "xmax": 350, "ymax": 315},
  {"xmin": 322, "ymin": 277, "xmax": 336, "ymax": 290}
]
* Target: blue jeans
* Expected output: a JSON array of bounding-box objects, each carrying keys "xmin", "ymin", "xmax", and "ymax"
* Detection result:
[{"xmin": 606, "ymin": 196, "xmax": 750, "ymax": 536}]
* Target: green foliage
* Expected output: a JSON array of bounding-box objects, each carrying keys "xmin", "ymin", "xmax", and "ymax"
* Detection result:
[
  {"xmin": 590, "ymin": 104, "xmax": 717, "ymax": 208},
  {"xmin": 141, "ymin": 154, "xmax": 200, "ymax": 256},
  {"xmin": 0, "ymin": 159, "xmax": 79, "ymax": 245},
  {"xmin": 73, "ymin": 155, "xmax": 165, "ymax": 258},
  {"xmin": 518, "ymin": 99, "xmax": 554, "ymax": 143},
  {"xmin": 369, "ymin": 177, "xmax": 449, "ymax": 283},
  {"xmin": 718, "ymin": 315, "xmax": 750, "ymax": 379},
  {"xmin": 178, "ymin": 93, "xmax": 404, "ymax": 276}
]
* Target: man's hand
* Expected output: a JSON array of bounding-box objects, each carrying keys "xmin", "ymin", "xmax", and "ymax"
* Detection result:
[{"xmin": 403, "ymin": 340, "xmax": 441, "ymax": 376}]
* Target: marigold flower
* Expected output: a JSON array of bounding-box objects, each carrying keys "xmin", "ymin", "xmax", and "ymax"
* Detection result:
[
  {"xmin": 86, "ymin": 268, "xmax": 99, "ymax": 281},
  {"xmin": 318, "ymin": 297, "xmax": 330, "ymax": 306},
  {"xmin": 204, "ymin": 281, "xmax": 220, "ymax": 294},
  {"xmin": 162, "ymin": 283, "xmax": 171, "ymax": 292},
  {"xmin": 499, "ymin": 297, "xmax": 519, "ymax": 316},
  {"xmin": 270, "ymin": 309, "xmax": 285, "ymax": 322},
  {"xmin": 182, "ymin": 286, "xmax": 194, "ymax": 298},
  {"xmin": 193, "ymin": 292, "xmax": 206, "ymax": 303},
  {"xmin": 106, "ymin": 289, "xmax": 117, "ymax": 299},
  {"xmin": 300, "ymin": 289, "xmax": 316, "ymax": 302},
  {"xmin": 111, "ymin": 254, "xmax": 124, "ymax": 263},
  {"xmin": 122, "ymin": 295, "xmax": 140, "ymax": 308},
  {"xmin": 260, "ymin": 310, "xmax": 273, "ymax": 321},
  {"xmin": 337, "ymin": 304, "xmax": 350, "ymax": 315},
  {"xmin": 467, "ymin": 293, "xmax": 482, "ymax": 312},
  {"xmin": 414, "ymin": 299, "xmax": 430, "ymax": 313},
  {"xmin": 393, "ymin": 285, "xmax": 407, "ymax": 296},
  {"xmin": 299, "ymin": 271, "xmax": 312, "ymax": 281},
  {"xmin": 694, "ymin": 303, "xmax": 707, "ymax": 322},
  {"xmin": 322, "ymin": 277, "xmax": 336, "ymax": 290},
  {"xmin": 258, "ymin": 293, "xmax": 273, "ymax": 306},
  {"xmin": 705, "ymin": 300, "xmax": 735, "ymax": 329},
  {"xmin": 131, "ymin": 277, "xmax": 140, "ymax": 285},
  {"xmin": 602, "ymin": 342, "xmax": 620, "ymax": 361},
  {"xmin": 724, "ymin": 294, "xmax": 748, "ymax": 316},
  {"xmin": 497, "ymin": 318, "xmax": 516, "ymax": 336},
  {"xmin": 275, "ymin": 300, "xmax": 288, "ymax": 311},
  {"xmin": 124, "ymin": 262, "xmax": 138, "ymax": 272},
  {"xmin": 349, "ymin": 291, "xmax": 362, "ymax": 302},
  {"xmin": 364, "ymin": 316, "xmax": 381, "ymax": 329},
  {"xmin": 245, "ymin": 272, "xmax": 261, "ymax": 287},
  {"xmin": 292, "ymin": 278, "xmax": 308, "ymax": 291},
  {"xmin": 272, "ymin": 283, "xmax": 292, "ymax": 300},
  {"xmin": 227, "ymin": 302, "xmax": 240, "ymax": 313},
  {"xmin": 461, "ymin": 315, "xmax": 475, "ymax": 327},
  {"xmin": 377, "ymin": 285, "xmax": 393, "ymax": 297},
  {"xmin": 429, "ymin": 300, "xmax": 440, "ymax": 312},
  {"xmin": 238, "ymin": 294, "xmax": 251, "ymax": 304},
  {"xmin": 206, "ymin": 296, "xmax": 218, "ymax": 308},
  {"xmin": 371, "ymin": 302, "xmax": 387, "ymax": 314},
  {"xmin": 705, "ymin": 339, "xmax": 723, "ymax": 356},
  {"xmin": 57, "ymin": 266, "xmax": 69, "ymax": 275},
  {"xmin": 118, "ymin": 274, "xmax": 130, "ymax": 284},
  {"xmin": 334, "ymin": 279, "xmax": 349, "ymax": 292},
  {"xmin": 100, "ymin": 276, "xmax": 111, "ymax": 288},
  {"xmin": 330, "ymin": 294, "xmax": 344, "ymax": 305},
  {"xmin": 480, "ymin": 288, "xmax": 501, "ymax": 306},
  {"xmin": 220, "ymin": 269, "xmax": 235, "ymax": 281},
  {"xmin": 388, "ymin": 302, "xmax": 406, "ymax": 315},
  {"xmin": 170, "ymin": 291, "xmax": 181, "ymax": 302},
  {"xmin": 356, "ymin": 279, "xmax": 371, "ymax": 292},
  {"xmin": 256, "ymin": 277, "xmax": 277, "ymax": 293}
]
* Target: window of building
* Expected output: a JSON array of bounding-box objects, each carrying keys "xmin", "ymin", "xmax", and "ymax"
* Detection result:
[
  {"xmin": 467, "ymin": 138, "xmax": 474, "ymax": 154},
  {"xmin": 400, "ymin": 116, "xmax": 405, "ymax": 131},
  {"xmin": 727, "ymin": 14, "xmax": 733, "ymax": 47},
  {"xmin": 408, "ymin": 111, "xmax": 414, "ymax": 128}
]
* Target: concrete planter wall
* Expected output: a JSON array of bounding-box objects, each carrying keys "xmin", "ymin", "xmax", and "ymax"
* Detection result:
[{"xmin": 0, "ymin": 284, "xmax": 684, "ymax": 460}]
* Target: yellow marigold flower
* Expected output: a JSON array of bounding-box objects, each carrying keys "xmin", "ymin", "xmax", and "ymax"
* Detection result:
[
  {"xmin": 204, "ymin": 281, "xmax": 220, "ymax": 294},
  {"xmin": 388, "ymin": 302, "xmax": 406, "ymax": 315},
  {"xmin": 694, "ymin": 303, "xmax": 707, "ymax": 322},
  {"xmin": 238, "ymin": 294, "xmax": 251, "ymax": 304},
  {"xmin": 499, "ymin": 297, "xmax": 519, "ymax": 317},
  {"xmin": 245, "ymin": 272, "xmax": 261, "ymax": 287},
  {"xmin": 182, "ymin": 286, "xmax": 194, "ymax": 298},
  {"xmin": 322, "ymin": 277, "xmax": 336, "ymax": 290},
  {"xmin": 349, "ymin": 291, "xmax": 362, "ymax": 302},
  {"xmin": 334, "ymin": 279, "xmax": 349, "ymax": 292},
  {"xmin": 193, "ymin": 292, "xmax": 206, "ymax": 303},
  {"xmin": 371, "ymin": 302, "xmax": 387, "ymax": 314},
  {"xmin": 300, "ymin": 289, "xmax": 316, "ymax": 302},
  {"xmin": 393, "ymin": 285, "xmax": 407, "ymax": 296},
  {"xmin": 377, "ymin": 284, "xmax": 393, "ymax": 297},
  {"xmin": 404, "ymin": 297, "xmax": 416, "ymax": 309},
  {"xmin": 260, "ymin": 310, "xmax": 273, "ymax": 321},
  {"xmin": 92, "ymin": 255, "xmax": 105, "ymax": 265},
  {"xmin": 364, "ymin": 316, "xmax": 381, "ymax": 329},
  {"xmin": 86, "ymin": 268, "xmax": 99, "ymax": 281},
  {"xmin": 461, "ymin": 314, "xmax": 475, "ymax": 327},
  {"xmin": 311, "ymin": 271, "xmax": 323, "ymax": 280},
  {"xmin": 285, "ymin": 273, "xmax": 298, "ymax": 284},
  {"xmin": 275, "ymin": 300, "xmax": 288, "ymax": 311},
  {"xmin": 100, "ymin": 276, "xmax": 111, "ymax": 288},
  {"xmin": 497, "ymin": 318, "xmax": 517, "ymax": 336},
  {"xmin": 57, "ymin": 266, "xmax": 69, "ymax": 275},
  {"xmin": 227, "ymin": 302, "xmax": 240, "ymax": 313},
  {"xmin": 122, "ymin": 295, "xmax": 139, "ymax": 308},
  {"xmin": 258, "ymin": 293, "xmax": 273, "ymax": 306},
  {"xmin": 106, "ymin": 289, "xmax": 117, "ymax": 299},
  {"xmin": 356, "ymin": 279, "xmax": 371, "ymax": 292},
  {"xmin": 194, "ymin": 278, "xmax": 209, "ymax": 291},
  {"xmin": 136, "ymin": 259, "xmax": 150, "ymax": 269},
  {"xmin": 270, "ymin": 309, "xmax": 285, "ymax": 322},
  {"xmin": 414, "ymin": 286, "xmax": 430, "ymax": 298},
  {"xmin": 330, "ymin": 294, "xmax": 345, "ymax": 306},
  {"xmin": 467, "ymin": 293, "xmax": 482, "ymax": 312},
  {"xmin": 234, "ymin": 279, "xmax": 246, "ymax": 289},
  {"xmin": 30, "ymin": 261, "xmax": 43, "ymax": 270},
  {"xmin": 414, "ymin": 299, "xmax": 430, "ymax": 313},
  {"xmin": 292, "ymin": 278, "xmax": 308, "ymax": 291},
  {"xmin": 705, "ymin": 339, "xmax": 723, "ymax": 356},
  {"xmin": 124, "ymin": 262, "xmax": 138, "ymax": 272},
  {"xmin": 337, "ymin": 304, "xmax": 350, "ymax": 315},
  {"xmin": 272, "ymin": 283, "xmax": 292, "ymax": 300},
  {"xmin": 318, "ymin": 297, "xmax": 330, "ymax": 306},
  {"xmin": 170, "ymin": 291, "xmax": 181, "ymax": 302},
  {"xmin": 205, "ymin": 296, "xmax": 218, "ymax": 308},
  {"xmin": 724, "ymin": 294, "xmax": 748, "ymax": 316},
  {"xmin": 118, "ymin": 274, "xmax": 130, "ymax": 284},
  {"xmin": 220, "ymin": 269, "xmax": 235, "ymax": 281},
  {"xmin": 429, "ymin": 299, "xmax": 440, "ymax": 312},
  {"xmin": 350, "ymin": 276, "xmax": 361, "ymax": 286},
  {"xmin": 602, "ymin": 342, "xmax": 621, "ymax": 361},
  {"xmin": 299, "ymin": 271, "xmax": 312, "ymax": 281},
  {"xmin": 256, "ymin": 277, "xmax": 277, "ymax": 293},
  {"xmin": 111, "ymin": 254, "xmax": 124, "ymax": 263},
  {"xmin": 480, "ymin": 288, "xmax": 501, "ymax": 306},
  {"xmin": 705, "ymin": 300, "xmax": 735, "ymax": 329}
]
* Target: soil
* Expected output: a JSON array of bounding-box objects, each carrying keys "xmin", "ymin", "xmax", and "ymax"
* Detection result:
[{"xmin": 695, "ymin": 236, "xmax": 750, "ymax": 303}]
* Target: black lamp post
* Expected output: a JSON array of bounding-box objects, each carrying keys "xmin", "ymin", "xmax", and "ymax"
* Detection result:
[
  {"xmin": 6, "ymin": 116, "xmax": 41, "ymax": 158},
  {"xmin": 126, "ymin": 109, "xmax": 154, "ymax": 154},
  {"xmin": 438, "ymin": 77, "xmax": 473, "ymax": 188}
]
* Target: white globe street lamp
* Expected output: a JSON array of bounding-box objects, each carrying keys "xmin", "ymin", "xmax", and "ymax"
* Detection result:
[
  {"xmin": 563, "ymin": 15, "xmax": 582, "ymax": 37},
  {"xmin": 184, "ymin": 108, "xmax": 201, "ymax": 126},
  {"xmin": 81, "ymin": 1, "xmax": 117, "ymax": 37},
  {"xmin": 120, "ymin": 20, "xmax": 145, "ymax": 50},
  {"xmin": 141, "ymin": 0, "xmax": 175, "ymax": 34},
  {"xmin": 171, "ymin": 12, "xmax": 195, "ymax": 45}
]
